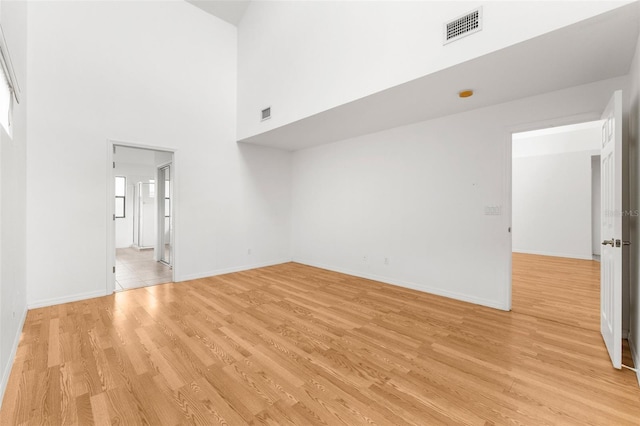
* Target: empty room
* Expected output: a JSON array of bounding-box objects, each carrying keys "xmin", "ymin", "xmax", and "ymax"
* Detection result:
[{"xmin": 0, "ymin": 0, "xmax": 640, "ymax": 424}]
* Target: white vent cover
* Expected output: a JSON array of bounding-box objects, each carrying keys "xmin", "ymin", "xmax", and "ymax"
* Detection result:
[
  {"xmin": 261, "ymin": 106, "xmax": 271, "ymax": 121},
  {"xmin": 444, "ymin": 7, "xmax": 482, "ymax": 45}
]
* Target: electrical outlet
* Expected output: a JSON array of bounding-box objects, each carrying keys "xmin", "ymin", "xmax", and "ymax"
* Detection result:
[
  {"xmin": 484, "ymin": 205, "xmax": 502, "ymax": 216},
  {"xmin": 384, "ymin": 257, "xmax": 389, "ymax": 265},
  {"xmin": 363, "ymin": 255, "xmax": 367, "ymax": 262},
  {"xmin": 247, "ymin": 248, "xmax": 252, "ymax": 255}
]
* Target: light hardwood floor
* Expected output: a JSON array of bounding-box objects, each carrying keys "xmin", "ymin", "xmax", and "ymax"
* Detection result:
[
  {"xmin": 1, "ymin": 260, "xmax": 639, "ymax": 425},
  {"xmin": 512, "ymin": 252, "xmax": 600, "ymax": 331}
]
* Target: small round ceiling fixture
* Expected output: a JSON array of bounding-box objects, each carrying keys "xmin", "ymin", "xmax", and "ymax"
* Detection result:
[{"xmin": 458, "ymin": 89, "xmax": 474, "ymax": 98}]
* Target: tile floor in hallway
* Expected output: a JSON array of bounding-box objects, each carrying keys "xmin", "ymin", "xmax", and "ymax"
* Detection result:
[{"xmin": 115, "ymin": 247, "xmax": 172, "ymax": 290}]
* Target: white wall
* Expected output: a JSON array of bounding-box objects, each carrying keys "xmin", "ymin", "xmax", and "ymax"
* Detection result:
[
  {"xmin": 628, "ymin": 23, "xmax": 640, "ymax": 385},
  {"xmin": 512, "ymin": 124, "xmax": 601, "ymax": 259},
  {"xmin": 0, "ymin": 0, "xmax": 27, "ymax": 403},
  {"xmin": 238, "ymin": 1, "xmax": 629, "ymax": 140},
  {"xmin": 292, "ymin": 76, "xmax": 628, "ymax": 311},
  {"xmin": 26, "ymin": 1, "xmax": 292, "ymax": 308}
]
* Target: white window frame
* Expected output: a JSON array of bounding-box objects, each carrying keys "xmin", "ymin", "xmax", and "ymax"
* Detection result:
[{"xmin": 114, "ymin": 176, "xmax": 126, "ymax": 219}]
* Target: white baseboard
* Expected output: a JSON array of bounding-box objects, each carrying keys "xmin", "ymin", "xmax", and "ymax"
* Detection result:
[
  {"xmin": 28, "ymin": 289, "xmax": 108, "ymax": 310},
  {"xmin": 0, "ymin": 306, "xmax": 28, "ymax": 405},
  {"xmin": 292, "ymin": 258, "xmax": 507, "ymax": 311},
  {"xmin": 26, "ymin": 260, "xmax": 293, "ymax": 309},
  {"xmin": 512, "ymin": 249, "xmax": 593, "ymax": 260},
  {"xmin": 177, "ymin": 258, "xmax": 292, "ymax": 282},
  {"xmin": 629, "ymin": 336, "xmax": 640, "ymax": 387}
]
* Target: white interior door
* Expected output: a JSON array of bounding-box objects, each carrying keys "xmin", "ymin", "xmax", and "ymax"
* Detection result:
[{"xmin": 600, "ymin": 90, "xmax": 623, "ymax": 369}]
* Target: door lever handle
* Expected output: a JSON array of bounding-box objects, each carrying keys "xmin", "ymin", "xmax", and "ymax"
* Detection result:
[{"xmin": 602, "ymin": 239, "xmax": 615, "ymax": 246}]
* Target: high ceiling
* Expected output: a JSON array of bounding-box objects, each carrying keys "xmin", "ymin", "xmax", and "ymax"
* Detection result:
[
  {"xmin": 182, "ymin": 2, "xmax": 640, "ymax": 150},
  {"xmin": 238, "ymin": 2, "xmax": 640, "ymax": 150},
  {"xmin": 185, "ymin": 0, "xmax": 251, "ymax": 26}
]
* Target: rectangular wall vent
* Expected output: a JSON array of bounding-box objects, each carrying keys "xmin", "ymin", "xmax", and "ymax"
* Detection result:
[
  {"xmin": 444, "ymin": 7, "xmax": 482, "ymax": 45},
  {"xmin": 261, "ymin": 106, "xmax": 271, "ymax": 121}
]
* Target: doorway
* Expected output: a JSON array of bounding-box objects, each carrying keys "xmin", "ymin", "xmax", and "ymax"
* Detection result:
[
  {"xmin": 510, "ymin": 120, "xmax": 603, "ymax": 330},
  {"xmin": 109, "ymin": 143, "xmax": 175, "ymax": 291}
]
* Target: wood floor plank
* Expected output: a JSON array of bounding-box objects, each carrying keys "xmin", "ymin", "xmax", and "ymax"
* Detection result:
[
  {"xmin": 2, "ymin": 258, "xmax": 639, "ymax": 424},
  {"xmin": 89, "ymin": 393, "xmax": 111, "ymax": 426},
  {"xmin": 75, "ymin": 392, "xmax": 95, "ymax": 425}
]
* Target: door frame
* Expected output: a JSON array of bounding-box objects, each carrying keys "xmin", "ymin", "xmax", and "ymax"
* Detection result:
[
  {"xmin": 105, "ymin": 139, "xmax": 178, "ymax": 295},
  {"xmin": 156, "ymin": 161, "xmax": 173, "ymax": 266},
  {"xmin": 504, "ymin": 111, "xmax": 602, "ymax": 311}
]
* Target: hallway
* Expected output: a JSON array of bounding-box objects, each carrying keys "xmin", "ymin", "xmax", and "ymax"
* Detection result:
[{"xmin": 115, "ymin": 248, "xmax": 172, "ymax": 290}]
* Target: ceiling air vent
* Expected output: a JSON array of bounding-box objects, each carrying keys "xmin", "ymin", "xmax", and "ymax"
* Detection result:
[
  {"xmin": 261, "ymin": 106, "xmax": 271, "ymax": 121},
  {"xmin": 444, "ymin": 7, "xmax": 482, "ymax": 45}
]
